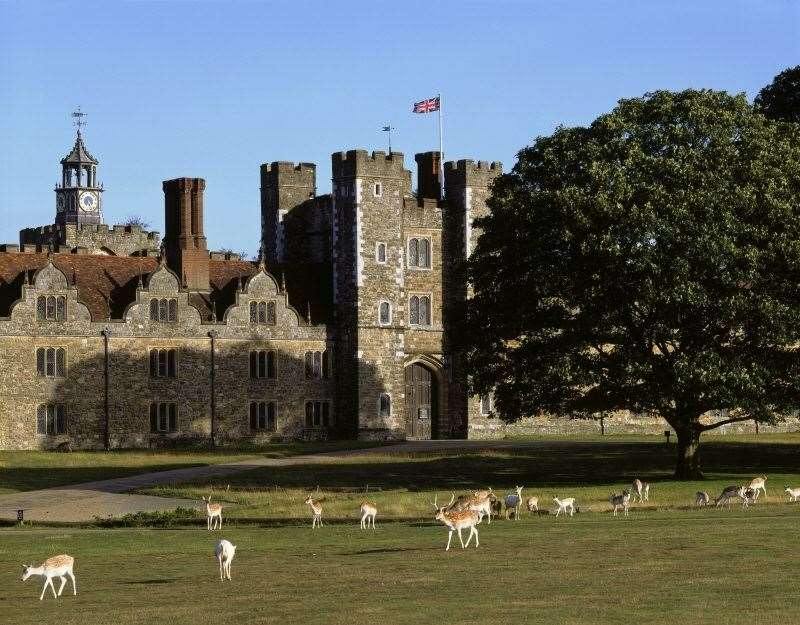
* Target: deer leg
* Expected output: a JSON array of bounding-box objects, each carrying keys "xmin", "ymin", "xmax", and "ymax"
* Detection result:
[
  {"xmin": 219, "ymin": 557, "xmax": 224, "ymax": 581},
  {"xmin": 57, "ymin": 576, "xmax": 67, "ymax": 596},
  {"xmin": 457, "ymin": 527, "xmax": 465, "ymax": 548},
  {"xmin": 40, "ymin": 579, "xmax": 49, "ymax": 600},
  {"xmin": 68, "ymin": 571, "xmax": 76, "ymax": 595},
  {"xmin": 446, "ymin": 530, "xmax": 453, "ymax": 551}
]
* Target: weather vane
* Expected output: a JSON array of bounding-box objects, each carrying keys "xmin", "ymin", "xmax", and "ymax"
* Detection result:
[{"xmin": 72, "ymin": 107, "xmax": 87, "ymax": 131}]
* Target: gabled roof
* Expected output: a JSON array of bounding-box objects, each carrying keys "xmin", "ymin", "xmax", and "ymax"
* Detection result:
[
  {"xmin": 60, "ymin": 131, "xmax": 98, "ymax": 165},
  {"xmin": 0, "ymin": 252, "xmax": 332, "ymax": 324}
]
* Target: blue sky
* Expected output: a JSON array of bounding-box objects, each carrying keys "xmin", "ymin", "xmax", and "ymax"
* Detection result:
[{"xmin": 1, "ymin": 0, "xmax": 797, "ymax": 256}]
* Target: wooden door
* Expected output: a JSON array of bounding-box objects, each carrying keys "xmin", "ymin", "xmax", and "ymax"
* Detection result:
[{"xmin": 405, "ymin": 363, "xmax": 434, "ymax": 439}]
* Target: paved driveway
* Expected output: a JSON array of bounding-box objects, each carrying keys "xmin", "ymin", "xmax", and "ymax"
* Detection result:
[{"xmin": 0, "ymin": 440, "xmax": 539, "ymax": 523}]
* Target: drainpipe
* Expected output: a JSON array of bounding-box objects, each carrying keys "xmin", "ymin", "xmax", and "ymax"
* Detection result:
[
  {"xmin": 100, "ymin": 328, "xmax": 111, "ymax": 451},
  {"xmin": 208, "ymin": 330, "xmax": 217, "ymax": 448}
]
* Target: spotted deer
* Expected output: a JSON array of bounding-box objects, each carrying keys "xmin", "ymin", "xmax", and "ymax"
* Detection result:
[
  {"xmin": 21, "ymin": 555, "xmax": 76, "ymax": 600},
  {"xmin": 215, "ymin": 540, "xmax": 236, "ymax": 582},
  {"xmin": 748, "ymin": 476, "xmax": 767, "ymax": 500},
  {"xmin": 433, "ymin": 494, "xmax": 482, "ymax": 551},
  {"xmin": 360, "ymin": 501, "xmax": 377, "ymax": 529},
  {"xmin": 466, "ymin": 493, "xmax": 494, "ymax": 524},
  {"xmin": 305, "ymin": 495, "xmax": 323, "ymax": 528},
  {"xmin": 202, "ymin": 495, "xmax": 223, "ymax": 530}
]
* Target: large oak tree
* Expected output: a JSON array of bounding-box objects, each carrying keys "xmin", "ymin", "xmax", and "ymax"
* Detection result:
[{"xmin": 463, "ymin": 90, "xmax": 800, "ymax": 478}]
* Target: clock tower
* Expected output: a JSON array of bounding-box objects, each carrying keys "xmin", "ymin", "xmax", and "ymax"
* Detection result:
[{"xmin": 55, "ymin": 119, "xmax": 103, "ymax": 226}]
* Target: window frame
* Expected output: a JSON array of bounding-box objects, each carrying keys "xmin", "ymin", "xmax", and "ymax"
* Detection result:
[
  {"xmin": 149, "ymin": 402, "xmax": 177, "ymax": 433},
  {"xmin": 373, "ymin": 182, "xmax": 383, "ymax": 197},
  {"xmin": 379, "ymin": 393, "xmax": 391, "ymax": 418},
  {"xmin": 149, "ymin": 348, "xmax": 177, "ymax": 378},
  {"xmin": 37, "ymin": 295, "xmax": 66, "ymax": 321},
  {"xmin": 249, "ymin": 400, "xmax": 277, "ymax": 432},
  {"xmin": 409, "ymin": 293, "xmax": 433, "ymax": 327},
  {"xmin": 36, "ymin": 347, "xmax": 66, "ymax": 378},
  {"xmin": 150, "ymin": 298, "xmax": 178, "ymax": 323},
  {"xmin": 36, "ymin": 403, "xmax": 66, "ymax": 436},
  {"xmin": 378, "ymin": 301, "xmax": 391, "ymax": 326},
  {"xmin": 407, "ymin": 236, "xmax": 432, "ymax": 270},
  {"xmin": 479, "ymin": 395, "xmax": 493, "ymax": 417},
  {"xmin": 305, "ymin": 400, "xmax": 333, "ymax": 429},
  {"xmin": 376, "ymin": 242, "xmax": 387, "ymax": 264}
]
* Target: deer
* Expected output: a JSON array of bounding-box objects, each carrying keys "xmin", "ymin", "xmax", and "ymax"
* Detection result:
[
  {"xmin": 553, "ymin": 497, "xmax": 576, "ymax": 517},
  {"xmin": 360, "ymin": 501, "xmax": 377, "ymax": 529},
  {"xmin": 466, "ymin": 493, "xmax": 494, "ymax": 524},
  {"xmin": 21, "ymin": 555, "xmax": 76, "ymax": 600},
  {"xmin": 526, "ymin": 496, "xmax": 539, "ymax": 514},
  {"xmin": 747, "ymin": 476, "xmax": 767, "ymax": 500},
  {"xmin": 433, "ymin": 493, "xmax": 482, "ymax": 551},
  {"xmin": 631, "ymin": 479, "xmax": 650, "ymax": 503},
  {"xmin": 695, "ymin": 491, "xmax": 711, "ymax": 506},
  {"xmin": 305, "ymin": 495, "xmax": 323, "ymax": 528},
  {"xmin": 504, "ymin": 486, "xmax": 524, "ymax": 520},
  {"xmin": 215, "ymin": 540, "xmax": 236, "ymax": 582},
  {"xmin": 202, "ymin": 495, "xmax": 223, "ymax": 530},
  {"xmin": 610, "ymin": 490, "xmax": 631, "ymax": 517},
  {"xmin": 715, "ymin": 485, "xmax": 749, "ymax": 508},
  {"xmin": 785, "ymin": 486, "xmax": 800, "ymax": 502}
]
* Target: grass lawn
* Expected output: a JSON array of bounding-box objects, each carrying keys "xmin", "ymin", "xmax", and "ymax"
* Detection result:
[
  {"xmin": 0, "ymin": 441, "xmax": 387, "ymax": 494},
  {"xmin": 3, "ymin": 508, "xmax": 799, "ymax": 625},
  {"xmin": 140, "ymin": 434, "xmax": 800, "ymax": 520}
]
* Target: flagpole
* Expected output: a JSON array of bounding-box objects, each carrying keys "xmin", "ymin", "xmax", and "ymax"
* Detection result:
[{"xmin": 438, "ymin": 93, "xmax": 444, "ymax": 200}]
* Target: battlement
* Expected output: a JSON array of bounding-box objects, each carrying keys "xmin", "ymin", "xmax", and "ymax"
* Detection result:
[
  {"xmin": 209, "ymin": 251, "xmax": 242, "ymax": 261},
  {"xmin": 332, "ymin": 149, "xmax": 408, "ymax": 179},
  {"xmin": 444, "ymin": 159, "xmax": 503, "ymax": 187},
  {"xmin": 260, "ymin": 162, "xmax": 317, "ymax": 188}
]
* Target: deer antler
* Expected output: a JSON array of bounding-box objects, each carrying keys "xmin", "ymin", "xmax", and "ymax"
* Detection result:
[
  {"xmin": 432, "ymin": 494, "xmax": 440, "ymax": 511},
  {"xmin": 446, "ymin": 493, "xmax": 455, "ymax": 508}
]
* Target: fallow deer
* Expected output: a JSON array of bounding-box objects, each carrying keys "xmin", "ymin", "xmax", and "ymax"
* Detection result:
[
  {"xmin": 21, "ymin": 555, "xmax": 76, "ymax": 600},
  {"xmin": 695, "ymin": 491, "xmax": 711, "ymax": 506},
  {"xmin": 553, "ymin": 497, "xmax": 576, "ymax": 517},
  {"xmin": 360, "ymin": 501, "xmax": 377, "ymax": 529},
  {"xmin": 785, "ymin": 486, "xmax": 800, "ymax": 502},
  {"xmin": 610, "ymin": 490, "xmax": 631, "ymax": 517},
  {"xmin": 504, "ymin": 486, "xmax": 524, "ymax": 520},
  {"xmin": 215, "ymin": 540, "xmax": 236, "ymax": 582},
  {"xmin": 305, "ymin": 495, "xmax": 323, "ymax": 528},
  {"xmin": 526, "ymin": 496, "xmax": 539, "ymax": 514},
  {"xmin": 433, "ymin": 494, "xmax": 482, "ymax": 551},
  {"xmin": 202, "ymin": 495, "xmax": 223, "ymax": 530},
  {"xmin": 748, "ymin": 476, "xmax": 767, "ymax": 500},
  {"xmin": 631, "ymin": 479, "xmax": 650, "ymax": 503}
]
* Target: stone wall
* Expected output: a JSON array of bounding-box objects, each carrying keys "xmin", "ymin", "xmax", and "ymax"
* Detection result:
[{"xmin": 20, "ymin": 223, "xmax": 161, "ymax": 257}]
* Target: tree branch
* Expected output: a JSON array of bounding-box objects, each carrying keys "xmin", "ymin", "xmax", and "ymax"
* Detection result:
[{"xmin": 700, "ymin": 415, "xmax": 755, "ymax": 432}]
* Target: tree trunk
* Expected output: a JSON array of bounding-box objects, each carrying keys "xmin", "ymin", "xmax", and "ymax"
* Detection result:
[{"xmin": 674, "ymin": 424, "xmax": 703, "ymax": 479}]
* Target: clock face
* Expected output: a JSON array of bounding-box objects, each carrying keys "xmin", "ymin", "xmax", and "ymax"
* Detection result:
[
  {"xmin": 56, "ymin": 195, "xmax": 65, "ymax": 212},
  {"xmin": 80, "ymin": 191, "xmax": 97, "ymax": 212}
]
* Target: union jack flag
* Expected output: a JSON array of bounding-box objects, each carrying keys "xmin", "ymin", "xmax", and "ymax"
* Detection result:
[{"xmin": 413, "ymin": 97, "xmax": 440, "ymax": 113}]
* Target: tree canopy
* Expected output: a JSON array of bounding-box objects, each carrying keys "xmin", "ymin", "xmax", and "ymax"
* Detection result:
[
  {"xmin": 755, "ymin": 65, "xmax": 800, "ymax": 124},
  {"xmin": 463, "ymin": 89, "xmax": 800, "ymax": 478}
]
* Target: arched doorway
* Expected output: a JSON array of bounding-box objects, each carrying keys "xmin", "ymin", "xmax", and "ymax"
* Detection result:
[{"xmin": 405, "ymin": 362, "xmax": 438, "ymax": 439}]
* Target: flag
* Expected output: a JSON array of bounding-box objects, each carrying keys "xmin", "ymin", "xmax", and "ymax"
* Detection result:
[
  {"xmin": 413, "ymin": 97, "xmax": 440, "ymax": 114},
  {"xmin": 382, "ymin": 126, "xmax": 392, "ymax": 131}
]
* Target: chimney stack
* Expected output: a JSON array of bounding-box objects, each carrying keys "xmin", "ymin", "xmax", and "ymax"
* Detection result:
[
  {"xmin": 415, "ymin": 152, "xmax": 442, "ymax": 201},
  {"xmin": 162, "ymin": 177, "xmax": 209, "ymax": 291}
]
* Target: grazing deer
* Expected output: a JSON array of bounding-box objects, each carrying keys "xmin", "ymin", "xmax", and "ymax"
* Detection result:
[
  {"xmin": 305, "ymin": 495, "xmax": 323, "ymax": 528},
  {"xmin": 715, "ymin": 485, "xmax": 748, "ymax": 508},
  {"xmin": 360, "ymin": 501, "xmax": 377, "ymax": 529},
  {"xmin": 202, "ymin": 495, "xmax": 223, "ymax": 530},
  {"xmin": 215, "ymin": 540, "xmax": 236, "ymax": 582},
  {"xmin": 433, "ymin": 494, "xmax": 482, "ymax": 551},
  {"xmin": 631, "ymin": 479, "xmax": 650, "ymax": 503},
  {"xmin": 695, "ymin": 491, "xmax": 711, "ymax": 506},
  {"xmin": 784, "ymin": 486, "xmax": 800, "ymax": 502},
  {"xmin": 553, "ymin": 497, "xmax": 576, "ymax": 517},
  {"xmin": 526, "ymin": 496, "xmax": 539, "ymax": 514},
  {"xmin": 21, "ymin": 555, "xmax": 76, "ymax": 600},
  {"xmin": 747, "ymin": 476, "xmax": 767, "ymax": 500},
  {"xmin": 610, "ymin": 490, "xmax": 631, "ymax": 517},
  {"xmin": 504, "ymin": 486, "xmax": 524, "ymax": 520}
]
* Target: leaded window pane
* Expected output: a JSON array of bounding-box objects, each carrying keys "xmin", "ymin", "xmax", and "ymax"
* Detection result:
[
  {"xmin": 37, "ymin": 296, "xmax": 46, "ymax": 320},
  {"xmin": 250, "ymin": 302, "xmax": 257, "ymax": 323},
  {"xmin": 159, "ymin": 299, "xmax": 167, "ymax": 321},
  {"xmin": 258, "ymin": 351, "xmax": 266, "ymax": 378},
  {"xmin": 305, "ymin": 402, "xmax": 313, "ymax": 427},
  {"xmin": 258, "ymin": 302, "xmax": 266, "ymax": 323},
  {"xmin": 168, "ymin": 299, "xmax": 177, "ymax": 322},
  {"xmin": 56, "ymin": 296, "xmax": 66, "ymax": 320},
  {"xmin": 267, "ymin": 402, "xmax": 276, "ymax": 430},
  {"xmin": 159, "ymin": 350, "xmax": 167, "ymax": 377},
  {"xmin": 313, "ymin": 401, "xmax": 321, "ymax": 427},
  {"xmin": 420, "ymin": 296, "xmax": 431, "ymax": 325},
  {"xmin": 150, "ymin": 299, "xmax": 159, "ymax": 321},
  {"xmin": 47, "ymin": 404, "xmax": 56, "ymax": 435},
  {"xmin": 47, "ymin": 296, "xmax": 56, "ymax": 320},
  {"xmin": 150, "ymin": 350, "xmax": 158, "ymax": 376},
  {"xmin": 380, "ymin": 394, "xmax": 390, "ymax": 417},
  {"xmin": 37, "ymin": 348, "xmax": 45, "ymax": 376},
  {"xmin": 150, "ymin": 403, "xmax": 158, "ymax": 432},
  {"xmin": 313, "ymin": 351, "xmax": 322, "ymax": 378},
  {"xmin": 322, "ymin": 402, "xmax": 330, "ymax": 426},
  {"xmin": 322, "ymin": 351, "xmax": 330, "ymax": 379},
  {"xmin": 249, "ymin": 351, "xmax": 257, "ymax": 378},
  {"xmin": 409, "ymin": 238, "xmax": 419, "ymax": 267},
  {"xmin": 419, "ymin": 239, "xmax": 430, "ymax": 268},
  {"xmin": 56, "ymin": 348, "xmax": 65, "ymax": 377},
  {"xmin": 167, "ymin": 350, "xmax": 176, "ymax": 377},
  {"xmin": 266, "ymin": 302, "xmax": 276, "ymax": 325},
  {"xmin": 410, "ymin": 296, "xmax": 419, "ymax": 325},
  {"xmin": 37, "ymin": 405, "xmax": 46, "ymax": 434},
  {"xmin": 267, "ymin": 351, "xmax": 276, "ymax": 379},
  {"xmin": 56, "ymin": 405, "xmax": 66, "ymax": 434},
  {"xmin": 250, "ymin": 402, "xmax": 257, "ymax": 430},
  {"xmin": 168, "ymin": 404, "xmax": 176, "ymax": 431},
  {"xmin": 258, "ymin": 402, "xmax": 266, "ymax": 429},
  {"xmin": 379, "ymin": 302, "xmax": 390, "ymax": 324},
  {"xmin": 159, "ymin": 403, "xmax": 168, "ymax": 431},
  {"xmin": 305, "ymin": 352, "xmax": 313, "ymax": 378},
  {"xmin": 46, "ymin": 348, "xmax": 55, "ymax": 376}
]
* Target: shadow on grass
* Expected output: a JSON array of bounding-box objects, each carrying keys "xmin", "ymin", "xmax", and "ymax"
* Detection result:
[
  {"xmin": 340, "ymin": 547, "xmax": 428, "ymax": 556},
  {"xmin": 124, "ymin": 579, "xmax": 178, "ymax": 585}
]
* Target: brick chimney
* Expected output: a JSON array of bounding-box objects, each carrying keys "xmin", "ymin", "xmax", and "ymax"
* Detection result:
[
  {"xmin": 415, "ymin": 152, "xmax": 442, "ymax": 201},
  {"xmin": 162, "ymin": 177, "xmax": 209, "ymax": 291}
]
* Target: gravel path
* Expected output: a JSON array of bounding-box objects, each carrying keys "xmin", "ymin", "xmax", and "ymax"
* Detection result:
[{"xmin": 0, "ymin": 440, "xmax": 539, "ymax": 523}]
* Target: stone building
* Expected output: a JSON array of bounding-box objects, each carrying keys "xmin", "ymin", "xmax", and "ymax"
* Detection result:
[{"xmin": 0, "ymin": 128, "xmax": 502, "ymax": 449}]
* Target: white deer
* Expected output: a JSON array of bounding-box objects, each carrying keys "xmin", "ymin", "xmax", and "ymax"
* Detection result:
[
  {"xmin": 553, "ymin": 497, "xmax": 576, "ymax": 517},
  {"xmin": 215, "ymin": 539, "xmax": 236, "ymax": 582},
  {"xmin": 784, "ymin": 486, "xmax": 800, "ymax": 502},
  {"xmin": 433, "ymin": 494, "xmax": 482, "ymax": 551},
  {"xmin": 202, "ymin": 495, "xmax": 223, "ymax": 530},
  {"xmin": 695, "ymin": 491, "xmax": 711, "ymax": 506},
  {"xmin": 305, "ymin": 495, "xmax": 323, "ymax": 528},
  {"xmin": 21, "ymin": 555, "xmax": 77, "ymax": 600},
  {"xmin": 360, "ymin": 501, "xmax": 377, "ymax": 529},
  {"xmin": 747, "ymin": 476, "xmax": 767, "ymax": 500},
  {"xmin": 504, "ymin": 486, "xmax": 524, "ymax": 520},
  {"xmin": 610, "ymin": 490, "xmax": 631, "ymax": 517},
  {"xmin": 631, "ymin": 479, "xmax": 650, "ymax": 503}
]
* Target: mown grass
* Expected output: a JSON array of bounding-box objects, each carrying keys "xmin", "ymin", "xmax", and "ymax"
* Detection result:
[
  {"xmin": 2, "ymin": 508, "xmax": 799, "ymax": 625},
  {"xmin": 0, "ymin": 441, "xmax": 387, "ymax": 494},
  {"xmin": 140, "ymin": 435, "xmax": 800, "ymax": 521}
]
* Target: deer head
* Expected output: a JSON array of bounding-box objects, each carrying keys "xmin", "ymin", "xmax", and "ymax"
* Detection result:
[{"xmin": 21, "ymin": 565, "xmax": 34, "ymax": 581}]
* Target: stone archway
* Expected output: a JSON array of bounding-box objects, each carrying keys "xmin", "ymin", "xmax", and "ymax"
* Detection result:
[{"xmin": 404, "ymin": 362, "xmax": 439, "ymax": 439}]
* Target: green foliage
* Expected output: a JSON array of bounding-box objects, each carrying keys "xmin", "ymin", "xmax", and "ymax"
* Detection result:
[
  {"xmin": 93, "ymin": 507, "xmax": 198, "ymax": 528},
  {"xmin": 463, "ymin": 89, "xmax": 800, "ymax": 476},
  {"xmin": 755, "ymin": 65, "xmax": 800, "ymax": 123}
]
